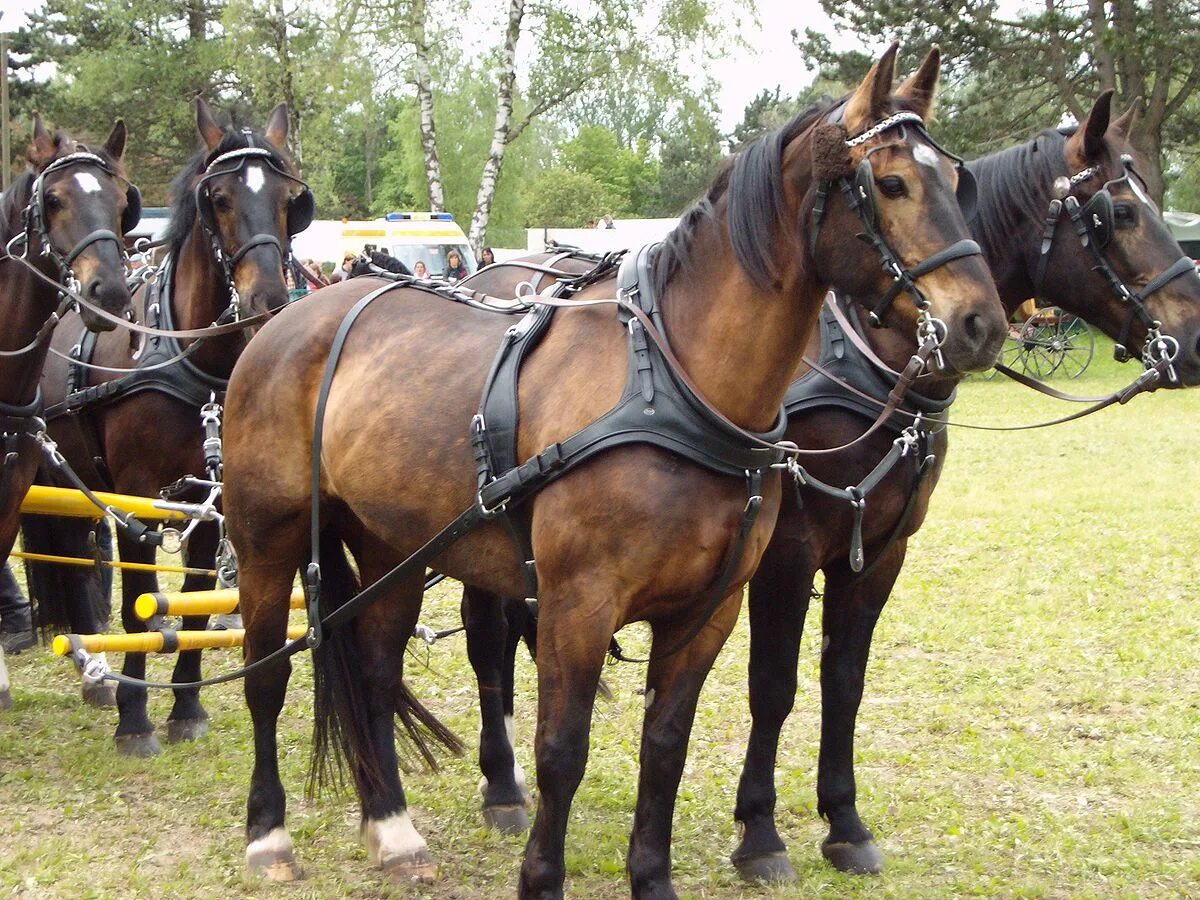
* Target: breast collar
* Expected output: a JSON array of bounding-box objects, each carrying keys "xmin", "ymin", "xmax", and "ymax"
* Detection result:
[
  {"xmin": 475, "ymin": 242, "xmax": 788, "ymax": 500},
  {"xmin": 785, "ymin": 293, "xmax": 954, "ymax": 432},
  {"xmin": 47, "ymin": 256, "xmax": 231, "ymax": 422}
]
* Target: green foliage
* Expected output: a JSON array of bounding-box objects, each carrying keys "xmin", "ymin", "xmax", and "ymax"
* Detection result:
[{"xmin": 520, "ymin": 168, "xmax": 624, "ymax": 227}]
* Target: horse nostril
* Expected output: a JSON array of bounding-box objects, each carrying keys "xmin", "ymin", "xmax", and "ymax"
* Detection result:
[{"xmin": 963, "ymin": 311, "xmax": 985, "ymax": 347}]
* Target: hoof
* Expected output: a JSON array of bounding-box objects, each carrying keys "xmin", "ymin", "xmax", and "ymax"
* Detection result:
[
  {"xmin": 381, "ymin": 850, "xmax": 438, "ymax": 885},
  {"xmin": 0, "ymin": 688, "xmax": 11, "ymax": 711},
  {"xmin": 166, "ymin": 717, "xmax": 210, "ymax": 744},
  {"xmin": 822, "ymin": 838, "xmax": 884, "ymax": 875},
  {"xmin": 483, "ymin": 803, "xmax": 529, "ymax": 835},
  {"xmin": 82, "ymin": 681, "xmax": 117, "ymax": 708},
  {"xmin": 733, "ymin": 850, "xmax": 797, "ymax": 884},
  {"xmin": 114, "ymin": 732, "xmax": 161, "ymax": 758},
  {"xmin": 247, "ymin": 828, "xmax": 301, "ymax": 882}
]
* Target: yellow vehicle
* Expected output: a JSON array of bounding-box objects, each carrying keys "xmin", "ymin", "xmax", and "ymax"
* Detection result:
[{"xmin": 340, "ymin": 212, "xmax": 476, "ymax": 278}]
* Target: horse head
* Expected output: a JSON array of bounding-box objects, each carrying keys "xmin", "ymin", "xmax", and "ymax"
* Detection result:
[
  {"xmin": 184, "ymin": 99, "xmax": 312, "ymax": 320},
  {"xmin": 802, "ymin": 45, "xmax": 1006, "ymax": 375},
  {"xmin": 1038, "ymin": 91, "xmax": 1200, "ymax": 385},
  {"xmin": 22, "ymin": 116, "xmax": 136, "ymax": 331}
]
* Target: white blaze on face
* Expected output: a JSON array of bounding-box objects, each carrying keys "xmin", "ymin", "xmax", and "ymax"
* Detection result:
[
  {"xmin": 912, "ymin": 143, "xmax": 940, "ymax": 169},
  {"xmin": 75, "ymin": 172, "xmax": 103, "ymax": 193},
  {"xmin": 244, "ymin": 164, "xmax": 265, "ymax": 194}
]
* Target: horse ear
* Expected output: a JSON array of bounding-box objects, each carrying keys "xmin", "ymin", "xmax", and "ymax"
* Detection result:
[
  {"xmin": 843, "ymin": 42, "xmax": 899, "ymax": 134},
  {"xmin": 896, "ymin": 46, "xmax": 941, "ymax": 121},
  {"xmin": 1109, "ymin": 96, "xmax": 1141, "ymax": 138},
  {"xmin": 264, "ymin": 102, "xmax": 290, "ymax": 150},
  {"xmin": 28, "ymin": 113, "xmax": 57, "ymax": 167},
  {"xmin": 1066, "ymin": 90, "xmax": 1113, "ymax": 163},
  {"xmin": 195, "ymin": 97, "xmax": 224, "ymax": 151},
  {"xmin": 103, "ymin": 118, "xmax": 127, "ymax": 161}
]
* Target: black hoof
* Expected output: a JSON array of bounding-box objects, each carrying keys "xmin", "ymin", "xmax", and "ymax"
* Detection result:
[
  {"xmin": 82, "ymin": 681, "xmax": 117, "ymax": 708},
  {"xmin": 166, "ymin": 717, "xmax": 210, "ymax": 744},
  {"xmin": 0, "ymin": 688, "xmax": 11, "ymax": 711},
  {"xmin": 114, "ymin": 732, "xmax": 161, "ymax": 758},
  {"xmin": 483, "ymin": 803, "xmax": 529, "ymax": 835},
  {"xmin": 822, "ymin": 838, "xmax": 884, "ymax": 874},
  {"xmin": 733, "ymin": 850, "xmax": 797, "ymax": 884}
]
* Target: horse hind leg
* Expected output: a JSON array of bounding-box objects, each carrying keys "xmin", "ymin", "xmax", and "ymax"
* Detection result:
[
  {"xmin": 816, "ymin": 546, "xmax": 906, "ymax": 876},
  {"xmin": 463, "ymin": 586, "xmax": 530, "ymax": 834},
  {"xmin": 166, "ymin": 523, "xmax": 218, "ymax": 744},
  {"xmin": 322, "ymin": 530, "xmax": 461, "ymax": 883}
]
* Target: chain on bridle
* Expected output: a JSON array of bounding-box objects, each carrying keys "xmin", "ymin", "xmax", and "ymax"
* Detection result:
[
  {"xmin": 190, "ymin": 138, "xmax": 314, "ymax": 322},
  {"xmin": 1032, "ymin": 154, "xmax": 1191, "ymax": 382},
  {"xmin": 809, "ymin": 110, "xmax": 983, "ymax": 370}
]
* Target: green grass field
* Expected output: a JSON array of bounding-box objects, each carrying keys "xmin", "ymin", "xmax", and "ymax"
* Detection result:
[{"xmin": 2, "ymin": 341, "xmax": 1198, "ymax": 898}]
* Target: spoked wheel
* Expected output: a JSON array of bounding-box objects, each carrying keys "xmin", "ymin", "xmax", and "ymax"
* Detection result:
[
  {"xmin": 1021, "ymin": 310, "xmax": 1063, "ymax": 379},
  {"xmin": 1051, "ymin": 310, "xmax": 1095, "ymax": 378},
  {"xmin": 984, "ymin": 323, "xmax": 1029, "ymax": 379}
]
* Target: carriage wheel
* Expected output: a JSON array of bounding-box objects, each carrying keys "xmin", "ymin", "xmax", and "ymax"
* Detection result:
[
  {"xmin": 1052, "ymin": 311, "xmax": 1095, "ymax": 378},
  {"xmin": 1020, "ymin": 309, "xmax": 1065, "ymax": 379},
  {"xmin": 984, "ymin": 324, "xmax": 1029, "ymax": 379}
]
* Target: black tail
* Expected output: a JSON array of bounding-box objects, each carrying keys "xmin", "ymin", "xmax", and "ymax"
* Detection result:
[
  {"xmin": 19, "ymin": 514, "xmax": 113, "ymax": 640},
  {"xmin": 307, "ymin": 529, "xmax": 462, "ymax": 799}
]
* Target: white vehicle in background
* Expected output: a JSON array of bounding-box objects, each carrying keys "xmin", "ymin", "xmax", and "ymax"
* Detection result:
[
  {"xmin": 1165, "ymin": 210, "xmax": 1200, "ymax": 268},
  {"xmin": 340, "ymin": 212, "xmax": 476, "ymax": 277}
]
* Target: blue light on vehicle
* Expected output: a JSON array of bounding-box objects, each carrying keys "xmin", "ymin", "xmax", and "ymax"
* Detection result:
[
  {"xmin": 384, "ymin": 212, "xmax": 412, "ymax": 221},
  {"xmin": 431, "ymin": 213, "xmax": 454, "ymax": 220}
]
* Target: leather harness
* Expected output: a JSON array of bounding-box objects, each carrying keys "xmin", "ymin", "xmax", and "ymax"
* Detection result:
[{"xmin": 44, "ymin": 257, "xmax": 231, "ymax": 489}]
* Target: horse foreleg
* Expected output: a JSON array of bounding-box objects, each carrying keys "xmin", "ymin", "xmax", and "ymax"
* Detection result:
[
  {"xmin": 519, "ymin": 588, "xmax": 616, "ymax": 900},
  {"xmin": 463, "ymin": 585, "xmax": 529, "ymax": 833},
  {"xmin": 731, "ymin": 534, "xmax": 816, "ymax": 884},
  {"xmin": 0, "ymin": 647, "xmax": 10, "ymax": 711},
  {"xmin": 816, "ymin": 543, "xmax": 906, "ymax": 875},
  {"xmin": 112, "ymin": 531, "xmax": 161, "ymax": 757},
  {"xmin": 166, "ymin": 522, "xmax": 218, "ymax": 743},
  {"xmin": 626, "ymin": 590, "xmax": 743, "ymax": 900}
]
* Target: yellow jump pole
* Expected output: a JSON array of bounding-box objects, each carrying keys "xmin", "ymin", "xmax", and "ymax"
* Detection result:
[
  {"xmin": 20, "ymin": 485, "xmax": 189, "ymax": 521},
  {"xmin": 52, "ymin": 625, "xmax": 307, "ymax": 656},
  {"xmin": 134, "ymin": 588, "xmax": 305, "ymax": 621},
  {"xmin": 9, "ymin": 550, "xmax": 215, "ymax": 578}
]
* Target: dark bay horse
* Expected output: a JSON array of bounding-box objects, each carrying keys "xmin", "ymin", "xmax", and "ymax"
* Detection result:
[
  {"xmin": 222, "ymin": 46, "xmax": 1004, "ymax": 896},
  {"xmin": 457, "ymin": 90, "xmax": 1200, "ymax": 882},
  {"xmin": 0, "ymin": 117, "xmax": 137, "ymax": 710},
  {"xmin": 723, "ymin": 92, "xmax": 1200, "ymax": 881},
  {"xmin": 23, "ymin": 100, "xmax": 309, "ymax": 754}
]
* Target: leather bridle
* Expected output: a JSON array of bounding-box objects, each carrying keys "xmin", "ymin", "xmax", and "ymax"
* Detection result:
[
  {"xmin": 1032, "ymin": 154, "xmax": 1190, "ymax": 382},
  {"xmin": 809, "ymin": 110, "xmax": 984, "ymax": 369}
]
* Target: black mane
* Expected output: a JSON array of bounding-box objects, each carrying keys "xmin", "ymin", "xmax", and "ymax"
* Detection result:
[
  {"xmin": 967, "ymin": 127, "xmax": 1077, "ymax": 261},
  {"xmin": 653, "ymin": 98, "xmax": 836, "ymax": 295},
  {"xmin": 164, "ymin": 127, "xmax": 297, "ymax": 259}
]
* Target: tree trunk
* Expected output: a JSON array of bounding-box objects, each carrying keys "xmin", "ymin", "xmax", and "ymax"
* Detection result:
[
  {"xmin": 467, "ymin": 0, "xmax": 524, "ymax": 254},
  {"xmin": 1130, "ymin": 118, "xmax": 1166, "ymax": 207},
  {"xmin": 411, "ymin": 0, "xmax": 444, "ymax": 212},
  {"xmin": 273, "ymin": 0, "xmax": 301, "ymax": 165}
]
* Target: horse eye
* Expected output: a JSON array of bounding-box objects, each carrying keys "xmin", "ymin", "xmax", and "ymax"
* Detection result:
[
  {"xmin": 44, "ymin": 193, "xmax": 63, "ymax": 211},
  {"xmin": 212, "ymin": 192, "xmax": 231, "ymax": 211},
  {"xmin": 877, "ymin": 176, "xmax": 907, "ymax": 198},
  {"xmin": 1113, "ymin": 203, "xmax": 1137, "ymax": 226}
]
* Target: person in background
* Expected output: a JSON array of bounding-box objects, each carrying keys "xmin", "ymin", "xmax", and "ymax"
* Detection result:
[
  {"xmin": 413, "ymin": 260, "xmax": 428, "ymax": 279},
  {"xmin": 445, "ymin": 249, "xmax": 468, "ymax": 282},
  {"xmin": 331, "ymin": 252, "xmax": 356, "ymax": 282},
  {"xmin": 585, "ymin": 218, "xmax": 597, "ymax": 229},
  {"xmin": 0, "ymin": 564, "xmax": 34, "ymax": 655},
  {"xmin": 479, "ymin": 247, "xmax": 495, "ymax": 268},
  {"xmin": 302, "ymin": 259, "xmax": 328, "ymax": 288},
  {"xmin": 602, "ymin": 213, "xmax": 615, "ymax": 229}
]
